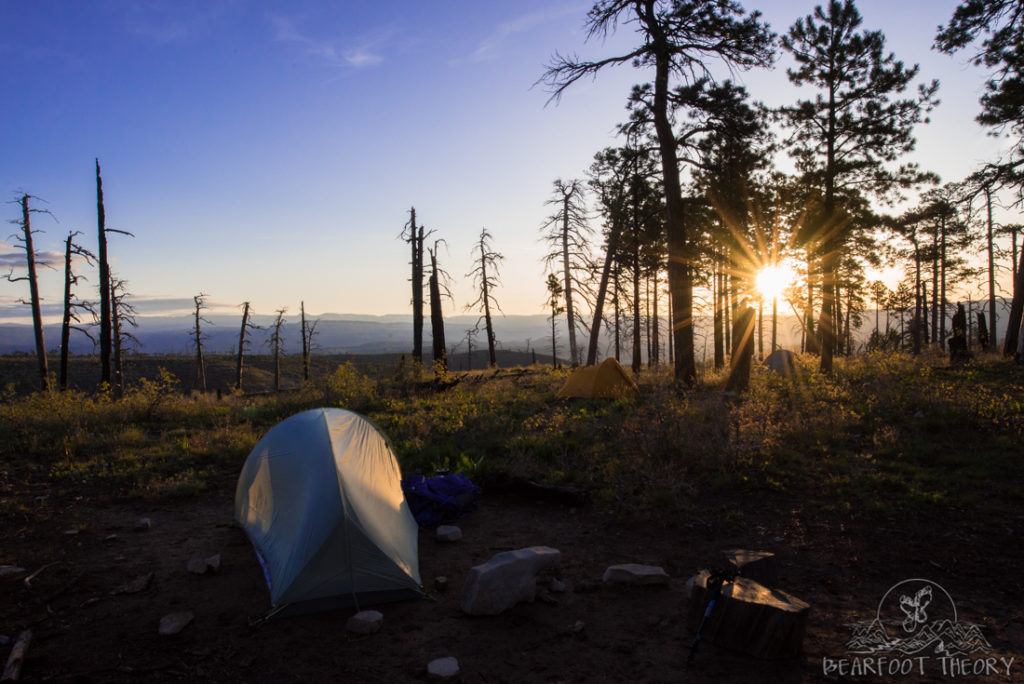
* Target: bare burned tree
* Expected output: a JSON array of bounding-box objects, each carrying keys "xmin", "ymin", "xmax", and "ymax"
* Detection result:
[
  {"xmin": 5, "ymin": 194, "xmax": 55, "ymax": 390},
  {"xmin": 59, "ymin": 231, "xmax": 97, "ymax": 390},
  {"xmin": 540, "ymin": 179, "xmax": 593, "ymax": 366},
  {"xmin": 269, "ymin": 308, "xmax": 287, "ymax": 392},
  {"xmin": 111, "ymin": 276, "xmax": 139, "ymax": 393},
  {"xmin": 190, "ymin": 293, "xmax": 212, "ymax": 392},
  {"xmin": 466, "ymin": 229, "xmax": 504, "ymax": 367},
  {"xmin": 95, "ymin": 159, "xmax": 133, "ymax": 386},
  {"xmin": 428, "ymin": 240, "xmax": 453, "ymax": 370},
  {"xmin": 300, "ymin": 301, "xmax": 320, "ymax": 382},
  {"xmin": 235, "ymin": 301, "xmax": 260, "ymax": 392},
  {"xmin": 546, "ymin": 272, "xmax": 565, "ymax": 367},
  {"xmin": 540, "ymin": 0, "xmax": 775, "ymax": 384},
  {"xmin": 400, "ymin": 208, "xmax": 434, "ymax": 363}
]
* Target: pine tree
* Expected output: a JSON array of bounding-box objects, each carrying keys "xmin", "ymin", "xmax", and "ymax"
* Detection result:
[
  {"xmin": 781, "ymin": 0, "xmax": 938, "ymax": 371},
  {"xmin": 541, "ymin": 0, "xmax": 775, "ymax": 384}
]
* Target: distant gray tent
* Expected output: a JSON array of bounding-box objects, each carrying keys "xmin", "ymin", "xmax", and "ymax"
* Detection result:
[
  {"xmin": 764, "ymin": 348, "xmax": 797, "ymax": 375},
  {"xmin": 235, "ymin": 408, "xmax": 422, "ymax": 617}
]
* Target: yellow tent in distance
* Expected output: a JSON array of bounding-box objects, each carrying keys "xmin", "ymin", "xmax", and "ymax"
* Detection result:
[{"xmin": 556, "ymin": 358, "xmax": 638, "ymax": 399}]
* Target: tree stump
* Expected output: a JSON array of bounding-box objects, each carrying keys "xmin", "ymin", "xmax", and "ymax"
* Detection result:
[
  {"xmin": 687, "ymin": 571, "xmax": 809, "ymax": 660},
  {"xmin": 722, "ymin": 549, "xmax": 778, "ymax": 587}
]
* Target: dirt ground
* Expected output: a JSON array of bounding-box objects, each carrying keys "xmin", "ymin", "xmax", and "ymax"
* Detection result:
[{"xmin": 2, "ymin": 485, "xmax": 1022, "ymax": 683}]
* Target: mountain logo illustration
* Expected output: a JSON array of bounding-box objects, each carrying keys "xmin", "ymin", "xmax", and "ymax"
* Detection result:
[{"xmin": 844, "ymin": 579, "xmax": 992, "ymax": 657}]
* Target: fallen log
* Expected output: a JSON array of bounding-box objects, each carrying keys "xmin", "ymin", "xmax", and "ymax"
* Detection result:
[
  {"xmin": 1, "ymin": 630, "xmax": 32, "ymax": 682},
  {"xmin": 687, "ymin": 571, "xmax": 808, "ymax": 660}
]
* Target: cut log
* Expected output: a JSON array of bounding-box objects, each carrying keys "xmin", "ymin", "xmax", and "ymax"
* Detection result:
[
  {"xmin": 723, "ymin": 549, "xmax": 778, "ymax": 587},
  {"xmin": 687, "ymin": 571, "xmax": 808, "ymax": 660},
  {"xmin": 1, "ymin": 630, "xmax": 32, "ymax": 682}
]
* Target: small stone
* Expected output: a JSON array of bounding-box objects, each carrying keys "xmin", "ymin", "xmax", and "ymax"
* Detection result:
[
  {"xmin": 427, "ymin": 656, "xmax": 460, "ymax": 680},
  {"xmin": 134, "ymin": 518, "xmax": 152, "ymax": 532},
  {"xmin": 602, "ymin": 564, "xmax": 670, "ymax": 586},
  {"xmin": 186, "ymin": 554, "xmax": 221, "ymax": 575},
  {"xmin": 0, "ymin": 566, "xmax": 27, "ymax": 579},
  {"xmin": 63, "ymin": 528, "xmax": 80, "ymax": 536},
  {"xmin": 111, "ymin": 572, "xmax": 154, "ymax": 595},
  {"xmin": 104, "ymin": 534, "xmax": 119, "ymax": 542},
  {"xmin": 204, "ymin": 554, "xmax": 221, "ymax": 572},
  {"xmin": 434, "ymin": 576, "xmax": 448, "ymax": 591},
  {"xmin": 186, "ymin": 557, "xmax": 209, "ymax": 575},
  {"xmin": 158, "ymin": 610, "xmax": 194, "ymax": 636},
  {"xmin": 436, "ymin": 525, "xmax": 462, "ymax": 542},
  {"xmin": 346, "ymin": 610, "xmax": 383, "ymax": 635},
  {"xmin": 550, "ymin": 578, "xmax": 567, "ymax": 593},
  {"xmin": 913, "ymin": 410, "xmax": 925, "ymax": 419},
  {"xmin": 572, "ymin": 620, "xmax": 585, "ymax": 633}
]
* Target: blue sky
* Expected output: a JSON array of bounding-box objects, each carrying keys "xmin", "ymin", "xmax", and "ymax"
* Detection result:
[{"xmin": 0, "ymin": 0, "xmax": 1016, "ymax": 321}]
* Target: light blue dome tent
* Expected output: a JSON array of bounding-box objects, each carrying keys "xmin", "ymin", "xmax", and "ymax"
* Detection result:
[{"xmin": 235, "ymin": 408, "xmax": 422, "ymax": 617}]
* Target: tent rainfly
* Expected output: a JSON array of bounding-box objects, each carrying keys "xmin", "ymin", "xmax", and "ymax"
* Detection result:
[
  {"xmin": 235, "ymin": 408, "xmax": 422, "ymax": 617},
  {"xmin": 557, "ymin": 357, "xmax": 638, "ymax": 399},
  {"xmin": 764, "ymin": 349, "xmax": 797, "ymax": 376}
]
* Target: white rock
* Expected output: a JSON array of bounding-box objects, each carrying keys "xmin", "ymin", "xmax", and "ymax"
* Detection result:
[
  {"xmin": 186, "ymin": 557, "xmax": 208, "ymax": 575},
  {"xmin": 550, "ymin": 578, "xmax": 567, "ymax": 593},
  {"xmin": 111, "ymin": 572, "xmax": 154, "ymax": 595},
  {"xmin": 0, "ymin": 566, "xmax": 27, "ymax": 579},
  {"xmin": 134, "ymin": 517, "xmax": 152, "ymax": 532},
  {"xmin": 158, "ymin": 611, "xmax": 194, "ymax": 636},
  {"xmin": 427, "ymin": 657, "xmax": 460, "ymax": 680},
  {"xmin": 572, "ymin": 620, "xmax": 585, "ymax": 633},
  {"xmin": 460, "ymin": 546, "xmax": 561, "ymax": 615},
  {"xmin": 602, "ymin": 563, "xmax": 670, "ymax": 586},
  {"xmin": 346, "ymin": 610, "xmax": 383, "ymax": 635},
  {"xmin": 186, "ymin": 554, "xmax": 221, "ymax": 575},
  {"xmin": 436, "ymin": 525, "xmax": 462, "ymax": 542}
]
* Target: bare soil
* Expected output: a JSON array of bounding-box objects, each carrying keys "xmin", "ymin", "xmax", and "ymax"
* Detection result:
[{"xmin": 2, "ymin": 485, "xmax": 1021, "ymax": 683}]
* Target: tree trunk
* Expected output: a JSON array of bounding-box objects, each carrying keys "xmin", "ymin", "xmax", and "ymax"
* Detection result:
[
  {"xmin": 586, "ymin": 224, "xmax": 621, "ymax": 365},
  {"xmin": 713, "ymin": 254, "xmax": 724, "ymax": 369},
  {"xmin": 193, "ymin": 301, "xmax": 206, "ymax": 392},
  {"xmin": 429, "ymin": 250, "xmax": 447, "ymax": 369},
  {"xmin": 757, "ymin": 296, "xmax": 763, "ymax": 360},
  {"xmin": 912, "ymin": 237, "xmax": 922, "ymax": 355},
  {"xmin": 480, "ymin": 237, "xmax": 497, "ymax": 367},
  {"xmin": 1004, "ymin": 259, "xmax": 1024, "ymax": 356},
  {"xmin": 236, "ymin": 302, "xmax": 250, "ymax": 391},
  {"xmin": 939, "ymin": 215, "xmax": 947, "ymax": 350},
  {"xmin": 551, "ymin": 303, "xmax": 558, "ymax": 368},
  {"xmin": 561, "ymin": 196, "xmax": 579, "ymax": 366},
  {"xmin": 985, "ymin": 188, "xmax": 998, "ymax": 350},
  {"xmin": 19, "ymin": 196, "xmax": 49, "ymax": 391},
  {"xmin": 725, "ymin": 307, "xmax": 755, "ymax": 393},
  {"xmin": 613, "ymin": 270, "xmax": 621, "ymax": 361},
  {"xmin": 805, "ymin": 254, "xmax": 818, "ymax": 355},
  {"xmin": 650, "ymin": 38, "xmax": 695, "ymax": 384},
  {"xmin": 301, "ymin": 301, "xmax": 310, "ymax": 382},
  {"xmin": 651, "ymin": 267, "xmax": 660, "ymax": 365},
  {"xmin": 931, "ymin": 231, "xmax": 939, "ymax": 347},
  {"xmin": 60, "ymin": 234, "xmax": 74, "ymax": 390},
  {"xmin": 96, "ymin": 160, "xmax": 112, "ymax": 386},
  {"xmin": 632, "ymin": 225, "xmax": 642, "ymax": 374},
  {"xmin": 112, "ymin": 282, "xmax": 123, "ymax": 394},
  {"xmin": 771, "ymin": 295, "xmax": 778, "ymax": 352}
]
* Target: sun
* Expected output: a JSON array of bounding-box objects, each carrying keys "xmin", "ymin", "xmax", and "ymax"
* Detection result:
[{"xmin": 755, "ymin": 263, "xmax": 795, "ymax": 301}]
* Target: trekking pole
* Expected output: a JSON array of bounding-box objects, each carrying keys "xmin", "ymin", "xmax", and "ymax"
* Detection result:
[{"xmin": 687, "ymin": 567, "xmax": 738, "ymax": 663}]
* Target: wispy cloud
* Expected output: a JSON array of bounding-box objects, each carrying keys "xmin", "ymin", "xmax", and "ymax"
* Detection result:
[
  {"xmin": 120, "ymin": 0, "xmax": 236, "ymax": 45},
  {"xmin": 269, "ymin": 14, "xmax": 390, "ymax": 68},
  {"xmin": 0, "ymin": 243, "xmax": 62, "ymax": 270},
  {"xmin": 456, "ymin": 4, "xmax": 585, "ymax": 65}
]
